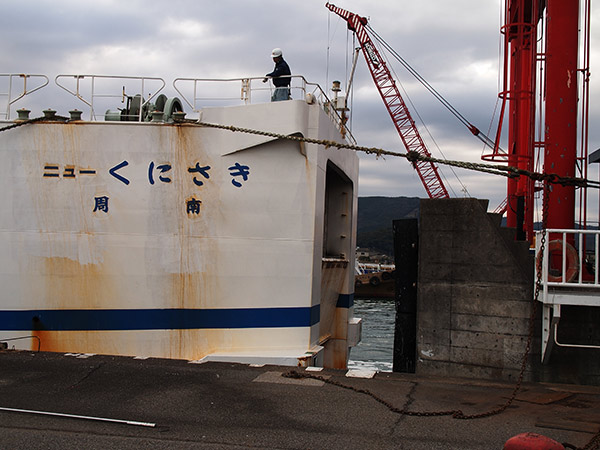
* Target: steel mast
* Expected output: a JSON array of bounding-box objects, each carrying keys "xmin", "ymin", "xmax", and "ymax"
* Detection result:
[{"xmin": 543, "ymin": 0, "xmax": 579, "ymax": 231}]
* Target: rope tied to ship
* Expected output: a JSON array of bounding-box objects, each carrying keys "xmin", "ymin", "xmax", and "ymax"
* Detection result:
[
  {"xmin": 1, "ymin": 117, "xmax": 596, "ymax": 189},
  {"xmin": 196, "ymin": 121, "xmax": 599, "ymax": 190},
  {"xmin": 0, "ymin": 116, "xmax": 46, "ymax": 132},
  {"xmin": 0, "ymin": 115, "xmax": 72, "ymax": 133}
]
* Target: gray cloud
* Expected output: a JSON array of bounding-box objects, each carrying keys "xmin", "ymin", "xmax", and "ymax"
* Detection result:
[{"xmin": 1, "ymin": 0, "xmax": 598, "ymax": 215}]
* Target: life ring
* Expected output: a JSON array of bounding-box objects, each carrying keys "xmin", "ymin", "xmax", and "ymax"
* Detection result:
[{"xmin": 537, "ymin": 239, "xmax": 579, "ymax": 283}]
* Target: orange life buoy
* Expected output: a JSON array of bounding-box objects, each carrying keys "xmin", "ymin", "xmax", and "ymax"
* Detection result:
[{"xmin": 537, "ymin": 239, "xmax": 579, "ymax": 283}]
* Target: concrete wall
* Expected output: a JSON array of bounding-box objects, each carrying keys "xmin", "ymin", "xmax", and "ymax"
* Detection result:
[
  {"xmin": 417, "ymin": 197, "xmax": 600, "ymax": 385},
  {"xmin": 417, "ymin": 198, "xmax": 539, "ymax": 382}
]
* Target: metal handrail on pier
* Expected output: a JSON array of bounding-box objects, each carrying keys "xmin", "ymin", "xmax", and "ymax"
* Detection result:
[{"xmin": 535, "ymin": 228, "xmax": 600, "ymax": 362}]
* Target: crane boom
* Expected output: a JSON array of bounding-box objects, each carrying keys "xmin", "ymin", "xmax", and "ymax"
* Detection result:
[{"xmin": 326, "ymin": 2, "xmax": 449, "ymax": 199}]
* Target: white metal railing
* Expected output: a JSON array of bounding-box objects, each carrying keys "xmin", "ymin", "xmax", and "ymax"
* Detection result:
[
  {"xmin": 2, "ymin": 73, "xmax": 355, "ymax": 142},
  {"xmin": 535, "ymin": 228, "xmax": 600, "ymax": 362},
  {"xmin": 173, "ymin": 75, "xmax": 311, "ymax": 108},
  {"xmin": 535, "ymin": 228, "xmax": 600, "ymax": 292},
  {"xmin": 173, "ymin": 75, "xmax": 355, "ymax": 143},
  {"xmin": 355, "ymin": 261, "xmax": 395, "ymax": 275},
  {"xmin": 55, "ymin": 74, "xmax": 166, "ymax": 121},
  {"xmin": 0, "ymin": 74, "xmax": 49, "ymax": 119}
]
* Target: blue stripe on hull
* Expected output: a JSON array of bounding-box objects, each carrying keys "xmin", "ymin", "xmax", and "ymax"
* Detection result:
[{"xmin": 0, "ymin": 306, "xmax": 321, "ymax": 331}]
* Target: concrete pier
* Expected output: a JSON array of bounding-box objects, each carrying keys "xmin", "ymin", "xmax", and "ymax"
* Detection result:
[{"xmin": 1, "ymin": 351, "xmax": 599, "ymax": 449}]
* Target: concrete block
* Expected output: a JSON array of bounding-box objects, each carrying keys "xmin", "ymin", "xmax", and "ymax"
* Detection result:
[
  {"xmin": 499, "ymin": 227, "xmax": 517, "ymax": 242},
  {"xmin": 416, "ymin": 342, "xmax": 450, "ymax": 362},
  {"xmin": 419, "ymin": 262, "xmax": 453, "ymax": 283},
  {"xmin": 451, "ymin": 283, "xmax": 532, "ymax": 306},
  {"xmin": 487, "ymin": 212, "xmax": 503, "ymax": 228},
  {"xmin": 451, "ymin": 314, "xmax": 530, "ymax": 336},
  {"xmin": 450, "ymin": 330, "xmax": 505, "ymax": 351},
  {"xmin": 417, "ymin": 295, "xmax": 451, "ymax": 320},
  {"xmin": 419, "ymin": 216, "xmax": 456, "ymax": 232},
  {"xmin": 452, "ymin": 294, "xmax": 533, "ymax": 319},
  {"xmin": 420, "ymin": 199, "xmax": 459, "ymax": 217},
  {"xmin": 418, "ymin": 311, "xmax": 451, "ymax": 336},
  {"xmin": 453, "ymin": 215, "xmax": 484, "ymax": 233},
  {"xmin": 416, "ymin": 198, "xmax": 545, "ymax": 383},
  {"xmin": 416, "ymin": 360, "xmax": 455, "ymax": 378},
  {"xmin": 418, "ymin": 359, "xmax": 506, "ymax": 381},
  {"xmin": 418, "ymin": 283, "xmax": 451, "ymax": 306},
  {"xmin": 451, "ymin": 346, "xmax": 504, "ymax": 368},
  {"xmin": 449, "ymin": 331, "xmax": 528, "ymax": 371},
  {"xmin": 419, "ymin": 326, "xmax": 451, "ymax": 346},
  {"xmin": 419, "ymin": 231, "xmax": 454, "ymax": 262},
  {"xmin": 449, "ymin": 239, "xmax": 483, "ymax": 263},
  {"xmin": 451, "ymin": 263, "xmax": 524, "ymax": 284}
]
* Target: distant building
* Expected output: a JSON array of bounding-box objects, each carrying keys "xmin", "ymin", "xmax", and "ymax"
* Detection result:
[
  {"xmin": 356, "ymin": 247, "xmax": 392, "ymax": 264},
  {"xmin": 356, "ymin": 248, "xmax": 371, "ymax": 260}
]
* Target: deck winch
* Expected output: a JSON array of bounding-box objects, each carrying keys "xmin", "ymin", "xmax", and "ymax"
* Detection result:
[{"xmin": 105, "ymin": 93, "xmax": 183, "ymax": 122}]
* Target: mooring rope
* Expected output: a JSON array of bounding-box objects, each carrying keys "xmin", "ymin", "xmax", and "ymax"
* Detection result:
[
  {"xmin": 195, "ymin": 121, "xmax": 600, "ymax": 190},
  {"xmin": 2, "ymin": 117, "xmax": 597, "ymax": 190}
]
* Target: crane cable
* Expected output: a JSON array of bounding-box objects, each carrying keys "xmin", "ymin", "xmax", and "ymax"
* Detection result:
[
  {"xmin": 375, "ymin": 35, "xmax": 469, "ymax": 197},
  {"xmin": 366, "ymin": 24, "xmax": 500, "ymax": 152}
]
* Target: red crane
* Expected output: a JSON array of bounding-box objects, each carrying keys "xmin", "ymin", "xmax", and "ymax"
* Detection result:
[{"xmin": 326, "ymin": 2, "xmax": 449, "ymax": 199}]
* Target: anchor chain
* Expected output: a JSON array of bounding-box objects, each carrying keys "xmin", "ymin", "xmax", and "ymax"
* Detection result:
[{"xmin": 285, "ymin": 184, "xmax": 599, "ymax": 449}]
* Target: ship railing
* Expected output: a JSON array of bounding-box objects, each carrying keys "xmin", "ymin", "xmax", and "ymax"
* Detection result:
[
  {"xmin": 535, "ymin": 228, "xmax": 600, "ymax": 291},
  {"xmin": 55, "ymin": 74, "xmax": 166, "ymax": 122},
  {"xmin": 173, "ymin": 75, "xmax": 355, "ymax": 143},
  {"xmin": 534, "ymin": 228, "xmax": 600, "ymax": 362},
  {"xmin": 0, "ymin": 74, "xmax": 49, "ymax": 120},
  {"xmin": 355, "ymin": 261, "xmax": 395, "ymax": 275}
]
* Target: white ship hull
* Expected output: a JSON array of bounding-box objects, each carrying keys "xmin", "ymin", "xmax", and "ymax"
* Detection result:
[{"xmin": 0, "ymin": 93, "xmax": 360, "ymax": 368}]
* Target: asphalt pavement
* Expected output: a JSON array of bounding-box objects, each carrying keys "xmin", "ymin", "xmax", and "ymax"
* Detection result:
[{"xmin": 1, "ymin": 351, "xmax": 599, "ymax": 449}]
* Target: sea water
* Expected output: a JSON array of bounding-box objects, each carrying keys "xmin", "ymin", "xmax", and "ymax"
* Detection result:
[{"xmin": 347, "ymin": 298, "xmax": 395, "ymax": 372}]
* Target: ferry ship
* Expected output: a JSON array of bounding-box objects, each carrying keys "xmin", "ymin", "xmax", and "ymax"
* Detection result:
[{"xmin": 0, "ymin": 74, "xmax": 361, "ymax": 369}]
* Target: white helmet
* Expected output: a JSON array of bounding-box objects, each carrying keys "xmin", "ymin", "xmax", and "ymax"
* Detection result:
[{"xmin": 271, "ymin": 48, "xmax": 283, "ymax": 58}]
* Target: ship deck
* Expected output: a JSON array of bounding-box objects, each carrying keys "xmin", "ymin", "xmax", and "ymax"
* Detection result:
[{"xmin": 1, "ymin": 350, "xmax": 599, "ymax": 449}]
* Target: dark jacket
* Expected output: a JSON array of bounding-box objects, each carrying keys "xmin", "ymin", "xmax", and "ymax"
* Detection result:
[{"xmin": 266, "ymin": 58, "xmax": 291, "ymax": 87}]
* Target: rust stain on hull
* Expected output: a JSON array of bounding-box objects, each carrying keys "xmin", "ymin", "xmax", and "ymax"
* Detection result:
[
  {"xmin": 26, "ymin": 329, "xmax": 310, "ymax": 361},
  {"xmin": 319, "ymin": 260, "xmax": 347, "ymax": 342},
  {"xmin": 38, "ymin": 257, "xmax": 114, "ymax": 310}
]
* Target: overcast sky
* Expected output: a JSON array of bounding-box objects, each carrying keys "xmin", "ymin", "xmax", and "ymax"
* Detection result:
[{"xmin": 2, "ymin": 0, "xmax": 599, "ymax": 217}]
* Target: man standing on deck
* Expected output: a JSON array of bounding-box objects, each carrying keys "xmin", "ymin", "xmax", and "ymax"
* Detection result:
[{"xmin": 263, "ymin": 48, "xmax": 291, "ymax": 102}]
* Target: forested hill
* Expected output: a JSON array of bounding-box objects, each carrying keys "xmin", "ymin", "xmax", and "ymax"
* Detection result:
[{"xmin": 357, "ymin": 196, "xmax": 421, "ymax": 256}]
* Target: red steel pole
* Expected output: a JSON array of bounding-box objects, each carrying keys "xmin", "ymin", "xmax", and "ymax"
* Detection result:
[
  {"xmin": 505, "ymin": 0, "xmax": 538, "ymax": 242},
  {"xmin": 544, "ymin": 0, "xmax": 579, "ymax": 230}
]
